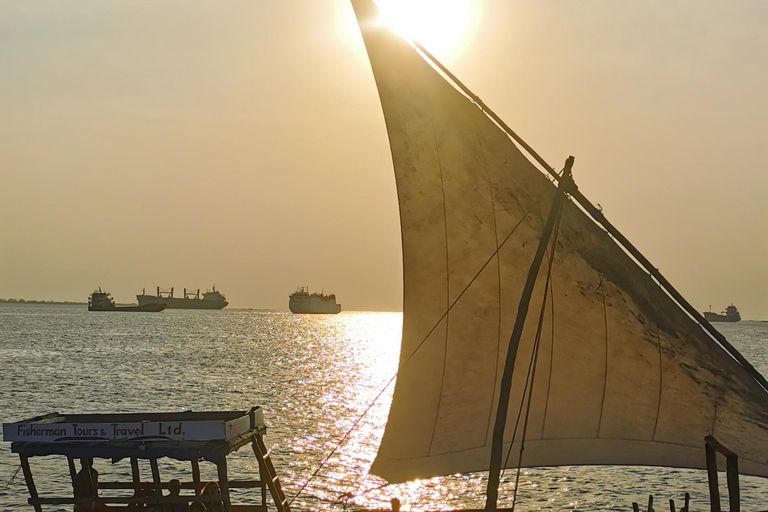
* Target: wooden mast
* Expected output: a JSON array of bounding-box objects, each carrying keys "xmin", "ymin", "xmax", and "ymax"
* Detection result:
[{"xmin": 485, "ymin": 158, "xmax": 574, "ymax": 511}]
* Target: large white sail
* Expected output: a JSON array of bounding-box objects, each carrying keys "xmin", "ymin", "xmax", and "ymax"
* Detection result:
[{"xmin": 351, "ymin": 0, "xmax": 768, "ymax": 483}]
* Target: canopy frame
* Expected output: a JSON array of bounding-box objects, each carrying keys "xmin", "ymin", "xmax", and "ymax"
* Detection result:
[{"xmin": 5, "ymin": 408, "xmax": 289, "ymax": 512}]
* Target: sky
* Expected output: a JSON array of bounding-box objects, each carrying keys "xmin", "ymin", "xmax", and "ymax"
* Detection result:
[{"xmin": 0, "ymin": 0, "xmax": 766, "ymax": 317}]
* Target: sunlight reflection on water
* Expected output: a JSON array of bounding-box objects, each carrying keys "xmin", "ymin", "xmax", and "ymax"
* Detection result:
[{"xmin": 0, "ymin": 306, "xmax": 766, "ymax": 511}]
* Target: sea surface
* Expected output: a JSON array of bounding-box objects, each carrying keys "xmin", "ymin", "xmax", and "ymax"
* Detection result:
[{"xmin": 0, "ymin": 305, "xmax": 766, "ymax": 511}]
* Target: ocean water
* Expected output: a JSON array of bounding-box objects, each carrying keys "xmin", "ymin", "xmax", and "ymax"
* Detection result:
[{"xmin": 0, "ymin": 305, "xmax": 766, "ymax": 511}]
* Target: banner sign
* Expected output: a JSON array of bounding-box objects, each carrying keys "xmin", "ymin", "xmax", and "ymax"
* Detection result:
[{"xmin": 4, "ymin": 413, "xmax": 254, "ymax": 443}]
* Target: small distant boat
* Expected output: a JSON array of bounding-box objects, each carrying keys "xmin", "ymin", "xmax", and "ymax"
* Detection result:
[
  {"xmin": 136, "ymin": 286, "xmax": 228, "ymax": 310},
  {"xmin": 288, "ymin": 287, "xmax": 341, "ymax": 314},
  {"xmin": 88, "ymin": 288, "xmax": 166, "ymax": 312},
  {"xmin": 703, "ymin": 304, "xmax": 741, "ymax": 322}
]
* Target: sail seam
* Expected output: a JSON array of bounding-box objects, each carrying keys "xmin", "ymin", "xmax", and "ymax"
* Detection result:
[
  {"xmin": 391, "ymin": 193, "xmax": 547, "ymax": 386},
  {"xmin": 427, "ymin": 117, "xmax": 451, "ymax": 458},
  {"xmin": 388, "ymin": 437, "xmax": 720, "ymax": 460},
  {"xmin": 540, "ymin": 264, "xmax": 556, "ymax": 439},
  {"xmin": 709, "ymin": 373, "xmax": 724, "ymax": 438},
  {"xmin": 474, "ymin": 131, "xmax": 504, "ymax": 449},
  {"xmin": 596, "ymin": 275, "xmax": 609, "ymax": 438},
  {"xmin": 651, "ymin": 326, "xmax": 663, "ymax": 441}
]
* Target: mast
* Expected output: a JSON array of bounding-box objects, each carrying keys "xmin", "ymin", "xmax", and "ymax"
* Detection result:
[
  {"xmin": 485, "ymin": 158, "xmax": 574, "ymax": 511},
  {"xmin": 352, "ymin": 0, "xmax": 768, "ymax": 485}
]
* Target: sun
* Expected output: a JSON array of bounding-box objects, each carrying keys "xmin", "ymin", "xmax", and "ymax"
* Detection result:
[{"xmin": 374, "ymin": 0, "xmax": 476, "ymax": 58}]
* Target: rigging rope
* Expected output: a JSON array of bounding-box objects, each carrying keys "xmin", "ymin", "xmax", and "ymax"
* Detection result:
[
  {"xmin": 287, "ymin": 373, "xmax": 397, "ymax": 507},
  {"xmin": 328, "ymin": 481, "xmax": 393, "ymax": 511},
  {"xmin": 287, "ymin": 191, "xmax": 550, "ymax": 505},
  {"xmin": 2, "ymin": 464, "xmax": 22, "ymax": 490}
]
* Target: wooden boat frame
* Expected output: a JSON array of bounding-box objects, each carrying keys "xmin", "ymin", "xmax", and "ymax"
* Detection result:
[{"xmin": 4, "ymin": 407, "xmax": 289, "ymax": 512}]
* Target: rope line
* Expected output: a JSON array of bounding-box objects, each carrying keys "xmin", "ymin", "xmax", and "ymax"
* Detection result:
[
  {"xmin": 287, "ymin": 372, "xmax": 397, "ymax": 507},
  {"xmin": 2, "ymin": 464, "xmax": 22, "ymax": 490},
  {"xmin": 288, "ymin": 191, "xmax": 548, "ymax": 505}
]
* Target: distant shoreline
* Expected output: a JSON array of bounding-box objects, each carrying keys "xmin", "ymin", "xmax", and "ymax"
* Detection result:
[{"xmin": 0, "ymin": 298, "xmax": 86, "ymax": 306}]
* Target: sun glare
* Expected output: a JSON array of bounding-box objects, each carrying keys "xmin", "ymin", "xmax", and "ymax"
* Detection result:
[{"xmin": 374, "ymin": 0, "xmax": 475, "ymax": 57}]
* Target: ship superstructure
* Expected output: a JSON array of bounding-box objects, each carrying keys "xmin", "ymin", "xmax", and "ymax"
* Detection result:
[
  {"xmin": 703, "ymin": 304, "xmax": 741, "ymax": 322},
  {"xmin": 288, "ymin": 287, "xmax": 341, "ymax": 314},
  {"xmin": 89, "ymin": 288, "xmax": 166, "ymax": 312},
  {"xmin": 137, "ymin": 286, "xmax": 228, "ymax": 310}
]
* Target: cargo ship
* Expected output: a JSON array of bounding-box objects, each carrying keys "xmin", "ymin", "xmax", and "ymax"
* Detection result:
[
  {"xmin": 703, "ymin": 304, "xmax": 741, "ymax": 323},
  {"xmin": 88, "ymin": 289, "xmax": 166, "ymax": 312},
  {"xmin": 136, "ymin": 286, "xmax": 228, "ymax": 310},
  {"xmin": 289, "ymin": 287, "xmax": 341, "ymax": 314}
]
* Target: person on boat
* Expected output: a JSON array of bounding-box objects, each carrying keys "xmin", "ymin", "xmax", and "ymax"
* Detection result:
[
  {"xmin": 164, "ymin": 478, "xmax": 189, "ymax": 512},
  {"xmin": 73, "ymin": 458, "xmax": 99, "ymax": 507},
  {"xmin": 201, "ymin": 481, "xmax": 222, "ymax": 512},
  {"xmin": 128, "ymin": 486, "xmax": 154, "ymax": 511}
]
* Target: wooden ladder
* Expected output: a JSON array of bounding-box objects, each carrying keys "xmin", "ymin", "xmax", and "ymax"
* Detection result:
[{"xmin": 252, "ymin": 433, "xmax": 290, "ymax": 512}]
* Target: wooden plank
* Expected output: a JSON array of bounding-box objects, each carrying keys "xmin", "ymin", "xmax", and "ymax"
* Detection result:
[
  {"xmin": 99, "ymin": 479, "xmax": 262, "ymax": 490},
  {"xmin": 149, "ymin": 458, "xmax": 163, "ymax": 500},
  {"xmin": 705, "ymin": 435, "xmax": 738, "ymax": 458},
  {"xmin": 705, "ymin": 443, "xmax": 721, "ymax": 512},
  {"xmin": 67, "ymin": 457, "xmax": 77, "ymax": 483},
  {"xmin": 726, "ymin": 455, "xmax": 740, "ymax": 512},
  {"xmin": 217, "ymin": 457, "xmax": 232, "ymax": 512},
  {"xmin": 261, "ymin": 471, "xmax": 267, "ymax": 511},
  {"xmin": 192, "ymin": 459, "xmax": 202, "ymax": 496},
  {"xmin": 31, "ymin": 495, "xmax": 226, "ymax": 506},
  {"xmin": 253, "ymin": 433, "xmax": 288, "ymax": 512},
  {"xmin": 130, "ymin": 457, "xmax": 142, "ymax": 494},
  {"xmin": 18, "ymin": 452, "xmax": 43, "ymax": 512}
]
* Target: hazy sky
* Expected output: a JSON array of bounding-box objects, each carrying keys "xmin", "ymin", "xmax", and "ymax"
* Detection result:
[{"xmin": 1, "ymin": 1, "xmax": 766, "ymax": 317}]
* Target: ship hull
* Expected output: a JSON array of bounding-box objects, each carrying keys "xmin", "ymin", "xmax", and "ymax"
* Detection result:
[
  {"xmin": 89, "ymin": 303, "xmax": 166, "ymax": 312},
  {"xmin": 289, "ymin": 299, "xmax": 342, "ymax": 314},
  {"xmin": 136, "ymin": 295, "xmax": 228, "ymax": 310},
  {"xmin": 703, "ymin": 313, "xmax": 740, "ymax": 323}
]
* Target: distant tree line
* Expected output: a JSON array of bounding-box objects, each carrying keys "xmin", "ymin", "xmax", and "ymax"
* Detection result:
[{"xmin": 0, "ymin": 298, "xmax": 86, "ymax": 305}]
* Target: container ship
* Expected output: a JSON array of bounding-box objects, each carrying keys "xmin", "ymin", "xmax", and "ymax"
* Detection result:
[
  {"xmin": 703, "ymin": 304, "xmax": 741, "ymax": 323},
  {"xmin": 288, "ymin": 287, "xmax": 341, "ymax": 314},
  {"xmin": 89, "ymin": 288, "xmax": 166, "ymax": 312},
  {"xmin": 137, "ymin": 286, "xmax": 228, "ymax": 310}
]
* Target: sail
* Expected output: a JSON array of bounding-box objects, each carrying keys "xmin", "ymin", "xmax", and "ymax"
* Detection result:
[{"xmin": 351, "ymin": 0, "xmax": 768, "ymax": 483}]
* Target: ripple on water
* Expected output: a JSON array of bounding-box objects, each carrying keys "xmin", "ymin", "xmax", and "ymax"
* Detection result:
[{"xmin": 0, "ymin": 306, "xmax": 766, "ymax": 511}]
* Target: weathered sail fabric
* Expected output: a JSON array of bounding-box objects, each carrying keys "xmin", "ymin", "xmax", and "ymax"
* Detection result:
[{"xmin": 351, "ymin": 0, "xmax": 768, "ymax": 483}]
